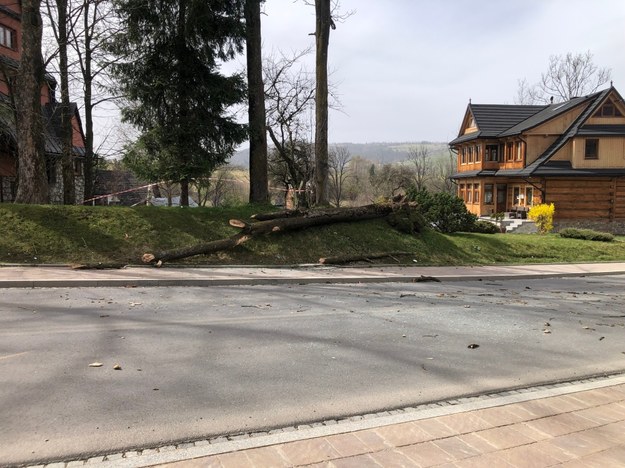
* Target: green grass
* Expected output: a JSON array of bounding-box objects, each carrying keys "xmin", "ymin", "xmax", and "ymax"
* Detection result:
[{"xmin": 1, "ymin": 204, "xmax": 624, "ymax": 265}]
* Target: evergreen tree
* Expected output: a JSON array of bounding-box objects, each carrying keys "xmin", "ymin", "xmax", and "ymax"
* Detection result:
[{"xmin": 109, "ymin": 0, "xmax": 247, "ymax": 206}]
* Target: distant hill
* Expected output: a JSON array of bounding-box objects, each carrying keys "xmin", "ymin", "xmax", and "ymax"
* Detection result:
[{"xmin": 229, "ymin": 141, "xmax": 449, "ymax": 167}]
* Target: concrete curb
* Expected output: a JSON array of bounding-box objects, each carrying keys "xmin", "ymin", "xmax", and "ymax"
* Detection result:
[
  {"xmin": 85, "ymin": 373, "xmax": 625, "ymax": 468},
  {"xmin": 2, "ymin": 269, "xmax": 625, "ymax": 289}
]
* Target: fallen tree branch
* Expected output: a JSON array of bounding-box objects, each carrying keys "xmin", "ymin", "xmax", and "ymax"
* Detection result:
[
  {"xmin": 142, "ymin": 233, "xmax": 251, "ymax": 265},
  {"xmin": 143, "ymin": 203, "xmax": 419, "ymax": 265},
  {"xmin": 319, "ymin": 251, "xmax": 413, "ymax": 265}
]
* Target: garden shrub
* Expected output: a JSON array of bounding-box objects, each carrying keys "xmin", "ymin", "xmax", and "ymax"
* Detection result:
[
  {"xmin": 528, "ymin": 203, "xmax": 555, "ymax": 234},
  {"xmin": 407, "ymin": 189, "xmax": 477, "ymax": 233},
  {"xmin": 472, "ymin": 220, "xmax": 501, "ymax": 234},
  {"xmin": 559, "ymin": 228, "xmax": 614, "ymax": 242}
]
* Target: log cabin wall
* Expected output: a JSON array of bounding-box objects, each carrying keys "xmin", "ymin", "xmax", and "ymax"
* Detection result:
[{"xmin": 544, "ymin": 177, "xmax": 625, "ymax": 220}]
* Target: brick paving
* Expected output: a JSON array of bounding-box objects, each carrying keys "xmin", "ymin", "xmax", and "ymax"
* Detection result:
[{"xmin": 158, "ymin": 383, "xmax": 625, "ymax": 468}]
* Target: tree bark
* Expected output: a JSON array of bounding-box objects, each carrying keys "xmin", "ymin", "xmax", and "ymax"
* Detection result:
[
  {"xmin": 245, "ymin": 0, "xmax": 268, "ymax": 204},
  {"xmin": 57, "ymin": 0, "xmax": 76, "ymax": 205},
  {"xmin": 251, "ymin": 209, "xmax": 303, "ymax": 221},
  {"xmin": 230, "ymin": 204, "xmax": 395, "ymax": 235},
  {"xmin": 143, "ymin": 233, "xmax": 251, "ymax": 264},
  {"xmin": 14, "ymin": 0, "xmax": 49, "ymax": 204},
  {"xmin": 82, "ymin": 0, "xmax": 95, "ymax": 202},
  {"xmin": 314, "ymin": 0, "xmax": 331, "ymax": 206}
]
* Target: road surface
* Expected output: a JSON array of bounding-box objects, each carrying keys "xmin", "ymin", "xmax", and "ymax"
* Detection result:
[{"xmin": 1, "ymin": 276, "xmax": 624, "ymax": 465}]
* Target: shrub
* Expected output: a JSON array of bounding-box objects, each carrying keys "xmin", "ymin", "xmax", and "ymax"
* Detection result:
[
  {"xmin": 407, "ymin": 189, "xmax": 477, "ymax": 233},
  {"xmin": 472, "ymin": 220, "xmax": 501, "ymax": 234},
  {"xmin": 528, "ymin": 203, "xmax": 555, "ymax": 234},
  {"xmin": 559, "ymin": 228, "xmax": 614, "ymax": 242}
]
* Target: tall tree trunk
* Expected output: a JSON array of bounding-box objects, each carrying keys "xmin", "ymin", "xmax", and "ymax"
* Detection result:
[
  {"xmin": 57, "ymin": 0, "xmax": 76, "ymax": 205},
  {"xmin": 314, "ymin": 0, "xmax": 330, "ymax": 206},
  {"xmin": 177, "ymin": 0, "xmax": 189, "ymax": 207},
  {"xmin": 245, "ymin": 0, "xmax": 268, "ymax": 204},
  {"xmin": 82, "ymin": 0, "xmax": 95, "ymax": 202},
  {"xmin": 14, "ymin": 0, "xmax": 49, "ymax": 204}
]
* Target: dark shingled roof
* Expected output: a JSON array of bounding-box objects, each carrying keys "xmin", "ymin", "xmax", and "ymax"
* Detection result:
[
  {"xmin": 519, "ymin": 88, "xmax": 611, "ymax": 176},
  {"xmin": 450, "ymin": 87, "xmax": 625, "ymax": 179}
]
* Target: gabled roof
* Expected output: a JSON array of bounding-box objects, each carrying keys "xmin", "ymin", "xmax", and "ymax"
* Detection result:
[
  {"xmin": 450, "ymin": 104, "xmax": 543, "ymax": 145},
  {"xmin": 450, "ymin": 86, "xmax": 625, "ymax": 178},
  {"xmin": 519, "ymin": 87, "xmax": 612, "ymax": 176},
  {"xmin": 0, "ymin": 95, "xmax": 85, "ymax": 158}
]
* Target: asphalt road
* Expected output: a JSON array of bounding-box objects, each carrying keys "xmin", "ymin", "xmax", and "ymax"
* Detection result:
[{"xmin": 1, "ymin": 276, "xmax": 625, "ymax": 465}]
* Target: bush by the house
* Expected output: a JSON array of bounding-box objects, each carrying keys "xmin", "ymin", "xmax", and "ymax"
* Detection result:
[
  {"xmin": 559, "ymin": 228, "xmax": 614, "ymax": 242},
  {"xmin": 472, "ymin": 220, "xmax": 501, "ymax": 234},
  {"xmin": 407, "ymin": 189, "xmax": 477, "ymax": 233},
  {"xmin": 528, "ymin": 203, "xmax": 555, "ymax": 234}
]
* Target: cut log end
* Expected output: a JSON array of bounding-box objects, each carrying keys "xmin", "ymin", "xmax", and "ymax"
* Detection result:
[
  {"xmin": 229, "ymin": 219, "xmax": 250, "ymax": 229},
  {"xmin": 142, "ymin": 253, "xmax": 156, "ymax": 264}
]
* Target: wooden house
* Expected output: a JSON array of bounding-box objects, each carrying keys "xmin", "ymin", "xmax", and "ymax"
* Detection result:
[
  {"xmin": 450, "ymin": 86, "xmax": 625, "ymax": 232},
  {"xmin": 0, "ymin": 1, "xmax": 86, "ymax": 203}
]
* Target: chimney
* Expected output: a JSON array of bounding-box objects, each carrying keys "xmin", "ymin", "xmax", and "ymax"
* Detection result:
[{"xmin": 550, "ymin": 96, "xmax": 554, "ymax": 104}]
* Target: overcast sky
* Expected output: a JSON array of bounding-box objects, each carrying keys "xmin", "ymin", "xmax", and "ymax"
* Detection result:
[{"xmin": 249, "ymin": 0, "xmax": 625, "ymax": 144}]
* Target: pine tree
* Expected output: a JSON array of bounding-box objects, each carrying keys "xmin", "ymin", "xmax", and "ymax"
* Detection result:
[{"xmin": 109, "ymin": 0, "xmax": 247, "ymax": 206}]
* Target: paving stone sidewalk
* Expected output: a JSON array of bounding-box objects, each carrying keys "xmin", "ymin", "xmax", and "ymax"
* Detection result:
[{"xmin": 158, "ymin": 381, "xmax": 625, "ymax": 468}]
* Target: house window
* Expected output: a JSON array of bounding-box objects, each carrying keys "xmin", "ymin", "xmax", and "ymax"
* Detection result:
[
  {"xmin": 516, "ymin": 142, "xmax": 523, "ymax": 161},
  {"xmin": 468, "ymin": 146, "xmax": 474, "ymax": 163},
  {"xmin": 459, "ymin": 184, "xmax": 465, "ymax": 200},
  {"xmin": 484, "ymin": 184, "xmax": 493, "ymax": 204},
  {"xmin": 74, "ymin": 159, "xmax": 83, "ymax": 176},
  {"xmin": 525, "ymin": 187, "xmax": 533, "ymax": 206},
  {"xmin": 595, "ymin": 102, "xmax": 623, "ymax": 117},
  {"xmin": 513, "ymin": 186, "xmax": 521, "ymax": 205},
  {"xmin": 506, "ymin": 143, "xmax": 514, "ymax": 161},
  {"xmin": 467, "ymin": 187, "xmax": 472, "ymax": 203},
  {"xmin": 486, "ymin": 145, "xmax": 498, "ymax": 162},
  {"xmin": 473, "ymin": 184, "xmax": 480, "ymax": 203},
  {"xmin": 0, "ymin": 24, "xmax": 15, "ymax": 49},
  {"xmin": 475, "ymin": 145, "xmax": 481, "ymax": 162},
  {"xmin": 585, "ymin": 139, "xmax": 599, "ymax": 160},
  {"xmin": 461, "ymin": 148, "xmax": 466, "ymax": 164}
]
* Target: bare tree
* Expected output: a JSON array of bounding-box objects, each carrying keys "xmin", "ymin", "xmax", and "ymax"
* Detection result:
[
  {"xmin": 245, "ymin": 0, "xmax": 268, "ymax": 204},
  {"xmin": 369, "ymin": 163, "xmax": 413, "ymax": 201},
  {"xmin": 71, "ymin": 0, "xmax": 120, "ymax": 202},
  {"xmin": 45, "ymin": 0, "xmax": 79, "ymax": 204},
  {"xmin": 407, "ymin": 145, "xmax": 430, "ymax": 192},
  {"xmin": 328, "ymin": 144, "xmax": 350, "ymax": 207},
  {"xmin": 13, "ymin": 0, "xmax": 50, "ymax": 203},
  {"xmin": 264, "ymin": 49, "xmax": 316, "ymax": 208},
  {"xmin": 431, "ymin": 150, "xmax": 456, "ymax": 194},
  {"xmin": 516, "ymin": 51, "xmax": 611, "ymax": 104},
  {"xmin": 303, "ymin": 0, "xmax": 352, "ymax": 206}
]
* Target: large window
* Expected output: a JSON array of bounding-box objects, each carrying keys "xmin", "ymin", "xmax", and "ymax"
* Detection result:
[
  {"xmin": 474, "ymin": 145, "xmax": 481, "ymax": 163},
  {"xmin": 486, "ymin": 145, "xmax": 498, "ymax": 162},
  {"xmin": 525, "ymin": 187, "xmax": 533, "ymax": 206},
  {"xmin": 585, "ymin": 139, "xmax": 599, "ymax": 160},
  {"xmin": 473, "ymin": 184, "xmax": 480, "ymax": 203},
  {"xmin": 0, "ymin": 24, "xmax": 15, "ymax": 49},
  {"xmin": 484, "ymin": 184, "xmax": 493, "ymax": 204},
  {"xmin": 506, "ymin": 142, "xmax": 514, "ymax": 161},
  {"xmin": 516, "ymin": 142, "xmax": 523, "ymax": 161}
]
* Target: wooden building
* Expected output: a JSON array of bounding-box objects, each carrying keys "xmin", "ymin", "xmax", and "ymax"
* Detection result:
[
  {"xmin": 450, "ymin": 86, "xmax": 625, "ymax": 232},
  {"xmin": 0, "ymin": 1, "xmax": 86, "ymax": 203}
]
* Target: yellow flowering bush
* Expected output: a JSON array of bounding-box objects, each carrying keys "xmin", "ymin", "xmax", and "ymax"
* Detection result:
[{"xmin": 528, "ymin": 203, "xmax": 555, "ymax": 234}]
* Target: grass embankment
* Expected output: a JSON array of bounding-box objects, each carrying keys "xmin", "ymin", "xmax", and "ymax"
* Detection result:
[{"xmin": 1, "ymin": 204, "xmax": 624, "ymax": 266}]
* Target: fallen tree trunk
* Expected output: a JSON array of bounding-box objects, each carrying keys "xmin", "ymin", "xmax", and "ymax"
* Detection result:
[
  {"xmin": 142, "ymin": 233, "xmax": 251, "ymax": 265},
  {"xmin": 143, "ymin": 203, "xmax": 417, "ymax": 265},
  {"xmin": 319, "ymin": 251, "xmax": 412, "ymax": 265},
  {"xmin": 230, "ymin": 204, "xmax": 395, "ymax": 236},
  {"xmin": 251, "ymin": 210, "xmax": 303, "ymax": 221}
]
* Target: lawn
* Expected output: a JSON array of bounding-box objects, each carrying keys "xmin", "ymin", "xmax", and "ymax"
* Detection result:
[{"xmin": 1, "ymin": 204, "xmax": 624, "ymax": 266}]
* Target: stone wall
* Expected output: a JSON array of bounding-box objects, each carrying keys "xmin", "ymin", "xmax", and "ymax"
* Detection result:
[
  {"xmin": 48, "ymin": 162, "xmax": 85, "ymax": 204},
  {"xmin": 554, "ymin": 219, "xmax": 625, "ymax": 235}
]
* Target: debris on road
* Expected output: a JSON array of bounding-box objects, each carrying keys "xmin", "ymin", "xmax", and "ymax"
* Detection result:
[{"xmin": 89, "ymin": 362, "xmax": 103, "ymax": 367}]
